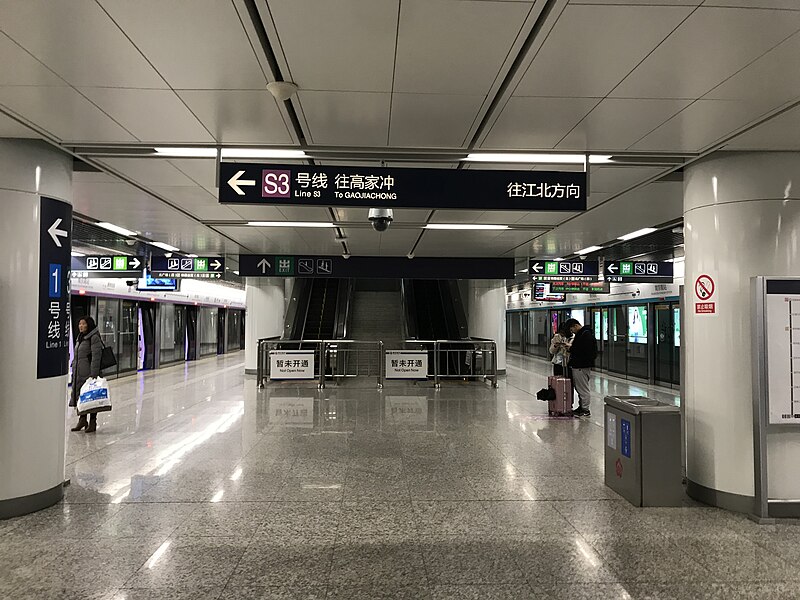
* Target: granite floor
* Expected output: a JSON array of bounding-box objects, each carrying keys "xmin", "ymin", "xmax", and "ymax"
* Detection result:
[{"xmin": 2, "ymin": 352, "xmax": 800, "ymax": 599}]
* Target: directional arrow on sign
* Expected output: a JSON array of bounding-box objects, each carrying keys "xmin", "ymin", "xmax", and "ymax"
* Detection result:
[
  {"xmin": 129, "ymin": 257, "xmax": 141, "ymax": 270},
  {"xmin": 227, "ymin": 170, "xmax": 256, "ymax": 196},
  {"xmin": 257, "ymin": 258, "xmax": 272, "ymax": 274},
  {"xmin": 608, "ymin": 264, "xmax": 618, "ymax": 273},
  {"xmin": 531, "ymin": 262, "xmax": 543, "ymax": 273},
  {"xmin": 210, "ymin": 259, "xmax": 222, "ymax": 271},
  {"xmin": 48, "ymin": 218, "xmax": 69, "ymax": 247}
]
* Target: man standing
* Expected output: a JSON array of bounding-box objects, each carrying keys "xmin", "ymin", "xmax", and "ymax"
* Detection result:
[{"xmin": 565, "ymin": 318, "xmax": 597, "ymax": 417}]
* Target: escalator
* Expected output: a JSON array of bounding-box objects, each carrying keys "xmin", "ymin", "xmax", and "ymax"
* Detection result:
[{"xmin": 283, "ymin": 278, "xmax": 352, "ymax": 342}]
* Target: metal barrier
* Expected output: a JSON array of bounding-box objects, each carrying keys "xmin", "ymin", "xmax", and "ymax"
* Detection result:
[{"xmin": 257, "ymin": 337, "xmax": 498, "ymax": 389}]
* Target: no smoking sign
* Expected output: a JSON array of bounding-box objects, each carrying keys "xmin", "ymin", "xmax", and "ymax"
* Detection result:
[{"xmin": 695, "ymin": 274, "xmax": 716, "ymax": 315}]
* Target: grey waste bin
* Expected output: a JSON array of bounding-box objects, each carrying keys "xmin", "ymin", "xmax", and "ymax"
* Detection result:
[{"xmin": 604, "ymin": 396, "xmax": 684, "ymax": 507}]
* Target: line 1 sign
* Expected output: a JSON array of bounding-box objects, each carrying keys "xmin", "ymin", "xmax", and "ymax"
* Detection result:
[{"xmin": 218, "ymin": 162, "xmax": 587, "ymax": 211}]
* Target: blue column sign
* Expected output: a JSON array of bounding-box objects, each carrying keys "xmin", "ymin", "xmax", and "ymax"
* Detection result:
[
  {"xmin": 38, "ymin": 196, "xmax": 72, "ymax": 379},
  {"xmin": 621, "ymin": 418, "xmax": 632, "ymax": 458}
]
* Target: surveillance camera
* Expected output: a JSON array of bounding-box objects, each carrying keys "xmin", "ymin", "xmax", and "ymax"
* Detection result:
[
  {"xmin": 126, "ymin": 280, "xmax": 137, "ymax": 287},
  {"xmin": 266, "ymin": 81, "xmax": 299, "ymax": 102},
  {"xmin": 368, "ymin": 208, "xmax": 393, "ymax": 232},
  {"xmin": 342, "ymin": 253, "xmax": 351, "ymax": 259},
  {"xmin": 125, "ymin": 239, "xmax": 136, "ymax": 247}
]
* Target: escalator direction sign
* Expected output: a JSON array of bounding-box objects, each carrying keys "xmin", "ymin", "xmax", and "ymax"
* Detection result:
[
  {"xmin": 239, "ymin": 255, "xmax": 514, "ymax": 279},
  {"xmin": 151, "ymin": 256, "xmax": 225, "ymax": 279},
  {"xmin": 218, "ymin": 162, "xmax": 587, "ymax": 211},
  {"xmin": 71, "ymin": 255, "xmax": 144, "ymax": 278},
  {"xmin": 529, "ymin": 260, "xmax": 599, "ymax": 282},
  {"xmin": 605, "ymin": 261, "xmax": 673, "ymax": 283}
]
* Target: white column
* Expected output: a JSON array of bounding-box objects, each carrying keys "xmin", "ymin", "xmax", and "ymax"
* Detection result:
[
  {"xmin": 467, "ymin": 279, "xmax": 507, "ymax": 372},
  {"xmin": 0, "ymin": 140, "xmax": 72, "ymax": 517},
  {"xmin": 684, "ymin": 152, "xmax": 800, "ymax": 513},
  {"xmin": 244, "ymin": 278, "xmax": 286, "ymax": 374}
]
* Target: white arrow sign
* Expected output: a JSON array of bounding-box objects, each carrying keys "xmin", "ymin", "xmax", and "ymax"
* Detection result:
[
  {"xmin": 531, "ymin": 262, "xmax": 543, "ymax": 273},
  {"xmin": 228, "ymin": 170, "xmax": 256, "ymax": 196},
  {"xmin": 129, "ymin": 257, "xmax": 141, "ymax": 270},
  {"xmin": 210, "ymin": 259, "xmax": 222, "ymax": 271},
  {"xmin": 258, "ymin": 258, "xmax": 272, "ymax": 274},
  {"xmin": 608, "ymin": 264, "xmax": 618, "ymax": 273},
  {"xmin": 48, "ymin": 218, "xmax": 69, "ymax": 247}
]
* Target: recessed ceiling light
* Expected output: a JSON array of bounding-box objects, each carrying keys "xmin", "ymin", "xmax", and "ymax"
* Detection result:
[
  {"xmin": 518, "ymin": 268, "xmax": 529, "ymax": 273},
  {"xmin": 151, "ymin": 241, "xmax": 180, "ymax": 252},
  {"xmin": 154, "ymin": 147, "xmax": 307, "ymax": 159},
  {"xmin": 70, "ymin": 251, "xmax": 85, "ymax": 257},
  {"xmin": 574, "ymin": 245, "xmax": 603, "ymax": 255},
  {"xmin": 617, "ymin": 227, "xmax": 657, "ymax": 241},
  {"xmin": 464, "ymin": 153, "xmax": 612, "ymax": 164},
  {"xmin": 425, "ymin": 224, "xmax": 509, "ymax": 230},
  {"xmin": 667, "ymin": 257, "xmax": 685, "ymax": 263},
  {"xmin": 247, "ymin": 221, "xmax": 335, "ymax": 228},
  {"xmin": 96, "ymin": 222, "xmax": 137, "ymax": 237},
  {"xmin": 186, "ymin": 254, "xmax": 198, "ymax": 258},
  {"xmin": 233, "ymin": 270, "xmax": 240, "ymax": 276}
]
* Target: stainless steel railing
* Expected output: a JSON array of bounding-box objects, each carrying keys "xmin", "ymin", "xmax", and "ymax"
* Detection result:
[{"xmin": 257, "ymin": 337, "xmax": 498, "ymax": 389}]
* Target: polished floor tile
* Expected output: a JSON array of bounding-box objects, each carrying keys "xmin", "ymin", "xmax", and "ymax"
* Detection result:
[{"xmin": 3, "ymin": 352, "xmax": 798, "ymax": 599}]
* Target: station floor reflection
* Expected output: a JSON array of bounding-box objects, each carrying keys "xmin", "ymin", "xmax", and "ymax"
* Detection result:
[{"xmin": 2, "ymin": 352, "xmax": 799, "ymax": 599}]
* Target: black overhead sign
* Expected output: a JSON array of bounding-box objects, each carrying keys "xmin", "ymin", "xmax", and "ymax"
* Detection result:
[
  {"xmin": 529, "ymin": 259, "xmax": 599, "ymax": 282},
  {"xmin": 71, "ymin": 255, "xmax": 144, "ymax": 278},
  {"xmin": 548, "ymin": 281, "xmax": 610, "ymax": 294},
  {"xmin": 38, "ymin": 196, "xmax": 72, "ymax": 379},
  {"xmin": 151, "ymin": 256, "xmax": 225, "ymax": 279},
  {"xmin": 218, "ymin": 162, "xmax": 586, "ymax": 211},
  {"xmin": 239, "ymin": 255, "xmax": 514, "ymax": 280},
  {"xmin": 604, "ymin": 261, "xmax": 674, "ymax": 283}
]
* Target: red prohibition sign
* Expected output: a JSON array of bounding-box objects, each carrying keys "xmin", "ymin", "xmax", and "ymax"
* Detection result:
[{"xmin": 695, "ymin": 275, "xmax": 715, "ymax": 301}]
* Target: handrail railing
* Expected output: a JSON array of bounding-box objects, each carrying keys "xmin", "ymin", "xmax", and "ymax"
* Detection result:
[{"xmin": 257, "ymin": 336, "xmax": 498, "ymax": 389}]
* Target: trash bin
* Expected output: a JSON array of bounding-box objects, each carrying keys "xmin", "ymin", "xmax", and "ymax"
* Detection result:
[{"xmin": 604, "ymin": 396, "xmax": 684, "ymax": 507}]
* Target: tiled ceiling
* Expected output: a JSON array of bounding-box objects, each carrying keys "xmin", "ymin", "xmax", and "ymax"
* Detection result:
[{"xmin": 0, "ymin": 0, "xmax": 798, "ymax": 259}]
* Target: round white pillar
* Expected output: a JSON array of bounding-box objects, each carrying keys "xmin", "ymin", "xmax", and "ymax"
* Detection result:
[
  {"xmin": 684, "ymin": 152, "xmax": 800, "ymax": 513},
  {"xmin": 244, "ymin": 278, "xmax": 286, "ymax": 374},
  {"xmin": 0, "ymin": 139, "xmax": 73, "ymax": 518},
  {"xmin": 467, "ymin": 279, "xmax": 507, "ymax": 372}
]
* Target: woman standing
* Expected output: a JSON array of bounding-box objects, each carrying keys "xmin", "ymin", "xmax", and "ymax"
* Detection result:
[
  {"xmin": 70, "ymin": 316, "xmax": 103, "ymax": 433},
  {"xmin": 549, "ymin": 322, "xmax": 573, "ymax": 377}
]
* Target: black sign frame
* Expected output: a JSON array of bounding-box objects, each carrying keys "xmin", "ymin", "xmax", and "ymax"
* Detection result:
[
  {"xmin": 71, "ymin": 255, "xmax": 145, "ymax": 278},
  {"xmin": 218, "ymin": 162, "xmax": 586, "ymax": 211},
  {"xmin": 604, "ymin": 260, "xmax": 674, "ymax": 283},
  {"xmin": 529, "ymin": 259, "xmax": 599, "ymax": 282},
  {"xmin": 548, "ymin": 281, "xmax": 610, "ymax": 294},
  {"xmin": 151, "ymin": 256, "xmax": 225, "ymax": 279}
]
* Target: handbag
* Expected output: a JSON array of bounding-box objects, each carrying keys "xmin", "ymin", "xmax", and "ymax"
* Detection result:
[
  {"xmin": 77, "ymin": 377, "xmax": 112, "ymax": 415},
  {"xmin": 99, "ymin": 337, "xmax": 117, "ymax": 370}
]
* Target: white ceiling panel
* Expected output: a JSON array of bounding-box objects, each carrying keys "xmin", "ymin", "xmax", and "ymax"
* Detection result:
[
  {"xmin": 177, "ymin": 90, "xmax": 292, "ymax": 144},
  {"xmin": 705, "ymin": 32, "xmax": 800, "ymax": 105},
  {"xmin": 430, "ymin": 210, "xmax": 489, "ymax": 224},
  {"xmin": 557, "ymin": 98, "xmax": 691, "ymax": 151},
  {"xmin": 389, "ymin": 93, "xmax": 484, "ymax": 148},
  {"xmin": 589, "ymin": 166, "xmax": 671, "ymax": 195},
  {"xmin": 150, "ymin": 187, "xmax": 242, "ymax": 221},
  {"xmin": 98, "ymin": 0, "xmax": 267, "ymax": 89},
  {"xmin": 612, "ymin": 7, "xmax": 800, "ymax": 99},
  {"xmin": 334, "ymin": 207, "xmax": 431, "ymax": 223},
  {"xmin": 81, "ymin": 88, "xmax": 212, "ymax": 143},
  {"xmin": 229, "ymin": 206, "xmax": 289, "ymax": 221},
  {"xmin": 0, "ymin": 0, "xmax": 165, "ymax": 88},
  {"xmin": 385, "ymin": 162, "xmax": 457, "ymax": 169},
  {"xmin": 725, "ymin": 105, "xmax": 800, "ymax": 150},
  {"xmin": 0, "ymin": 86, "xmax": 135, "ymax": 142},
  {"xmin": 576, "ymin": 0, "xmax": 700, "ymax": 4},
  {"xmin": 465, "ymin": 163, "xmax": 533, "ymax": 171},
  {"xmin": 513, "ymin": 212, "xmax": 577, "ymax": 226},
  {"xmin": 482, "ymin": 97, "xmax": 599, "ymax": 149},
  {"xmin": 395, "ymin": 0, "xmax": 531, "ymax": 95},
  {"xmin": 215, "ymin": 226, "xmax": 280, "ymax": 252},
  {"xmin": 704, "ymin": 0, "xmax": 800, "ymax": 8},
  {"xmin": 587, "ymin": 192, "xmax": 613, "ymax": 210},
  {"xmin": 299, "ymin": 91, "xmax": 390, "ymax": 146},
  {"xmin": 97, "ymin": 158, "xmax": 196, "ymax": 187},
  {"xmin": 267, "ymin": 0, "xmax": 398, "ymax": 92},
  {"xmin": 0, "ymin": 33, "xmax": 64, "ymax": 86},
  {"xmin": 630, "ymin": 98, "xmax": 779, "ymax": 152},
  {"xmin": 276, "ymin": 207, "xmax": 334, "ymax": 221},
  {"xmin": 515, "ymin": 4, "xmax": 693, "ymax": 98},
  {"xmin": 415, "ymin": 229, "xmax": 537, "ymax": 257},
  {"xmin": 168, "ymin": 159, "xmax": 218, "ymax": 193},
  {"xmin": 0, "ymin": 112, "xmax": 38, "ymax": 138},
  {"xmin": 340, "ymin": 227, "xmax": 420, "ymax": 256}
]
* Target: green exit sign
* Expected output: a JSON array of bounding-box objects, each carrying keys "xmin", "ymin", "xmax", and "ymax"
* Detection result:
[
  {"xmin": 545, "ymin": 262, "xmax": 558, "ymax": 275},
  {"xmin": 621, "ymin": 262, "xmax": 633, "ymax": 275}
]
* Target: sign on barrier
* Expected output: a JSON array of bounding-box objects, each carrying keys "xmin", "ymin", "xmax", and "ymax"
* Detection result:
[
  {"xmin": 385, "ymin": 351, "xmax": 428, "ymax": 380},
  {"xmin": 269, "ymin": 350, "xmax": 315, "ymax": 380}
]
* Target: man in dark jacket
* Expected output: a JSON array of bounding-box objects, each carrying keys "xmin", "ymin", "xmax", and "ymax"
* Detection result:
[{"xmin": 565, "ymin": 318, "xmax": 597, "ymax": 417}]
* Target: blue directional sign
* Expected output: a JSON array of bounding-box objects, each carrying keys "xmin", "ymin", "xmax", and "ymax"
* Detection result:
[
  {"xmin": 529, "ymin": 259, "xmax": 599, "ymax": 282},
  {"xmin": 605, "ymin": 261, "xmax": 673, "ymax": 283}
]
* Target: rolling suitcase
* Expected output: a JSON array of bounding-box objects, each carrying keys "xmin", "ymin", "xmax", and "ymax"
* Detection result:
[{"xmin": 547, "ymin": 375, "xmax": 573, "ymax": 417}]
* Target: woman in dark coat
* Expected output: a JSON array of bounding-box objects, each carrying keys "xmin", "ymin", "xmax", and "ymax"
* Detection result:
[{"xmin": 70, "ymin": 316, "xmax": 103, "ymax": 433}]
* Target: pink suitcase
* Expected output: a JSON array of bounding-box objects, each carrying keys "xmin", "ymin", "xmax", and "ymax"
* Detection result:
[{"xmin": 547, "ymin": 376, "xmax": 573, "ymax": 416}]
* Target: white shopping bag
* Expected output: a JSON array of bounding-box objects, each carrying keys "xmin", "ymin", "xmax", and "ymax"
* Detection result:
[{"xmin": 77, "ymin": 377, "xmax": 112, "ymax": 415}]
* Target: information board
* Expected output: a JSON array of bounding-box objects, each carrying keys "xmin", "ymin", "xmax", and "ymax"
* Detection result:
[
  {"xmin": 219, "ymin": 162, "xmax": 587, "ymax": 211},
  {"xmin": 38, "ymin": 196, "xmax": 72, "ymax": 379},
  {"xmin": 605, "ymin": 261, "xmax": 673, "ymax": 283},
  {"xmin": 385, "ymin": 351, "xmax": 428, "ymax": 380},
  {"xmin": 151, "ymin": 256, "xmax": 225, "ymax": 279},
  {"xmin": 530, "ymin": 260, "xmax": 599, "ymax": 282},
  {"xmin": 764, "ymin": 280, "xmax": 800, "ymax": 424},
  {"xmin": 548, "ymin": 281, "xmax": 610, "ymax": 294},
  {"xmin": 269, "ymin": 350, "xmax": 315, "ymax": 380},
  {"xmin": 71, "ymin": 255, "xmax": 144, "ymax": 278}
]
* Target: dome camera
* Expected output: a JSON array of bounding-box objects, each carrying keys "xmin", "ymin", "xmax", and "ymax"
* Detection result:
[{"xmin": 368, "ymin": 208, "xmax": 393, "ymax": 232}]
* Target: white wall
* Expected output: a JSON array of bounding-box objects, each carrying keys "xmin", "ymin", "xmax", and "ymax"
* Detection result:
[{"xmin": 468, "ymin": 279, "xmax": 507, "ymax": 371}]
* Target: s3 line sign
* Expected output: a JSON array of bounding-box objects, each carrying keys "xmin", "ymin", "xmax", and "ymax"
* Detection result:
[{"xmin": 219, "ymin": 162, "xmax": 587, "ymax": 211}]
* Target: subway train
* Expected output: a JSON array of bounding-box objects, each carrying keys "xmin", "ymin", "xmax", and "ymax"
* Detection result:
[
  {"xmin": 69, "ymin": 276, "xmax": 246, "ymax": 380},
  {"xmin": 506, "ymin": 280, "xmax": 681, "ymax": 389}
]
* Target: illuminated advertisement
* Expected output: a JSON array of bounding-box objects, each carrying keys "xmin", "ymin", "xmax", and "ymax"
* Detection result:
[
  {"xmin": 628, "ymin": 306, "xmax": 648, "ymax": 344},
  {"xmin": 674, "ymin": 308, "xmax": 681, "ymax": 348}
]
